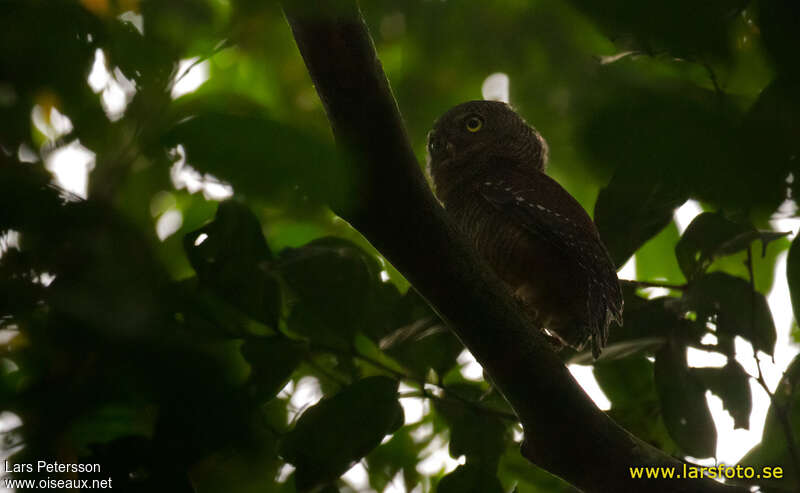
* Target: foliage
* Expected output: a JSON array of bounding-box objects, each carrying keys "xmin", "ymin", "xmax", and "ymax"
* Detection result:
[{"xmin": 1, "ymin": 0, "xmax": 799, "ymax": 492}]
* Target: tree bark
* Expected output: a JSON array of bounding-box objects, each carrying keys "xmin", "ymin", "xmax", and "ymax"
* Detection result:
[{"xmin": 282, "ymin": 2, "xmax": 747, "ymax": 492}]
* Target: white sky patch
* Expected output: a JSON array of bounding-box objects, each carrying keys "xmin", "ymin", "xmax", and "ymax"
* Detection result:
[
  {"xmin": 171, "ymin": 58, "xmax": 210, "ymax": 99},
  {"xmin": 88, "ymin": 49, "xmax": 136, "ymax": 121},
  {"xmin": 640, "ymin": 286, "xmax": 671, "ymax": 299},
  {"xmin": 288, "ymin": 376, "xmax": 323, "ymax": 424},
  {"xmin": 342, "ymin": 462, "xmax": 371, "ymax": 492},
  {"xmin": 674, "ymin": 199, "xmax": 704, "ymax": 234},
  {"xmin": 274, "ymin": 463, "xmax": 295, "ymax": 483},
  {"xmin": 118, "ymin": 11, "xmax": 144, "ymax": 35},
  {"xmin": 169, "ymin": 146, "xmax": 234, "ymax": 200},
  {"xmin": 701, "ymin": 333, "xmax": 718, "ymax": 345},
  {"xmin": 617, "ymin": 254, "xmax": 636, "ymax": 280},
  {"xmin": 0, "ymin": 231, "xmax": 20, "ymax": 258},
  {"xmin": 194, "ymin": 233, "xmax": 209, "ymax": 246},
  {"xmin": 410, "ymin": 422, "xmax": 433, "ymax": 443},
  {"xmin": 155, "ymin": 209, "xmax": 183, "ymax": 241},
  {"xmin": 399, "ymin": 381, "xmax": 426, "ymax": 425},
  {"xmin": 17, "ymin": 143, "xmax": 39, "ymax": 163},
  {"xmin": 45, "ymin": 140, "xmax": 96, "ymax": 199},
  {"xmin": 481, "ymin": 73, "xmax": 509, "ymax": 103},
  {"xmin": 415, "ymin": 435, "xmax": 461, "ymax": 476},
  {"xmin": 569, "ymin": 364, "xmax": 611, "ymax": 410},
  {"xmin": 88, "ymin": 49, "xmax": 110, "ymax": 92},
  {"xmin": 687, "ymin": 347, "xmax": 727, "ymax": 368},
  {"xmin": 383, "ymin": 471, "xmax": 410, "ymax": 493},
  {"xmin": 32, "ymin": 105, "xmax": 73, "ymax": 141},
  {"xmin": 456, "ymin": 349, "xmax": 483, "ymax": 381}
]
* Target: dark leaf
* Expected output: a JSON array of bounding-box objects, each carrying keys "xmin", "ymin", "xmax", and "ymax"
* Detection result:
[
  {"xmin": 741, "ymin": 353, "xmax": 800, "ymax": 489},
  {"xmin": 241, "ymin": 337, "xmax": 306, "ymax": 403},
  {"xmin": 654, "ymin": 343, "xmax": 717, "ymax": 458},
  {"xmin": 788, "ymin": 233, "xmax": 800, "ymax": 329},
  {"xmin": 280, "ymin": 376, "xmax": 402, "ymax": 491},
  {"xmin": 675, "ymin": 211, "xmax": 788, "ymax": 280},
  {"xmin": 163, "ymin": 108, "xmax": 353, "ymax": 210},
  {"xmin": 683, "ymin": 272, "xmax": 776, "ymax": 356},
  {"xmin": 569, "ymin": 337, "xmax": 665, "ymax": 365},
  {"xmin": 184, "ymin": 200, "xmax": 282, "ymax": 328},
  {"xmin": 434, "ymin": 383, "xmax": 509, "ymax": 468},
  {"xmin": 594, "ymin": 162, "xmax": 687, "ymax": 268},
  {"xmin": 692, "ymin": 361, "xmax": 752, "ymax": 429},
  {"xmin": 437, "ymin": 464, "xmax": 504, "ymax": 493},
  {"xmin": 280, "ymin": 237, "xmax": 383, "ymax": 348}
]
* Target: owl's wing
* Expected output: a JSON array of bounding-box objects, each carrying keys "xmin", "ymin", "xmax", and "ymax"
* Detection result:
[{"xmin": 477, "ymin": 165, "xmax": 622, "ymax": 356}]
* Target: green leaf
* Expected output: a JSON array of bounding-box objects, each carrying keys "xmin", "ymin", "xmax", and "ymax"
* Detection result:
[
  {"xmin": 594, "ymin": 162, "xmax": 687, "ymax": 268},
  {"xmin": 434, "ymin": 383, "xmax": 509, "ymax": 468},
  {"xmin": 241, "ymin": 337, "xmax": 306, "ymax": 403},
  {"xmin": 498, "ymin": 445, "xmax": 577, "ymax": 493},
  {"xmin": 654, "ymin": 342, "xmax": 716, "ymax": 458},
  {"xmin": 594, "ymin": 356, "xmax": 681, "ymax": 456},
  {"xmin": 366, "ymin": 426, "xmax": 427, "ymax": 492},
  {"xmin": 184, "ymin": 200, "xmax": 282, "ymax": 329},
  {"xmin": 692, "ymin": 361, "xmax": 752, "ymax": 430},
  {"xmin": 682, "ymin": 272, "xmax": 776, "ymax": 356},
  {"xmin": 163, "ymin": 108, "xmax": 354, "ymax": 210},
  {"xmin": 635, "ymin": 221, "xmax": 685, "ymax": 285},
  {"xmin": 788, "ymin": 233, "xmax": 800, "ymax": 328},
  {"xmin": 569, "ymin": 337, "xmax": 665, "ymax": 365},
  {"xmin": 280, "ymin": 376, "xmax": 403, "ymax": 491},
  {"xmin": 437, "ymin": 464, "xmax": 504, "ymax": 493}
]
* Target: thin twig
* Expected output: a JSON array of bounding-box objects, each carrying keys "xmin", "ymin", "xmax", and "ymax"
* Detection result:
[
  {"xmin": 620, "ymin": 279, "xmax": 687, "ymax": 291},
  {"xmin": 309, "ymin": 340, "xmax": 518, "ymax": 422}
]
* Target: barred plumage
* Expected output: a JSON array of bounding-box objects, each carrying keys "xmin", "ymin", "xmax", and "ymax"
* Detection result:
[{"xmin": 427, "ymin": 100, "xmax": 622, "ymax": 357}]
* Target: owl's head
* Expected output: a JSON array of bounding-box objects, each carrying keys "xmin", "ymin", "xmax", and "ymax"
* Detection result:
[{"xmin": 426, "ymin": 100, "xmax": 548, "ymax": 181}]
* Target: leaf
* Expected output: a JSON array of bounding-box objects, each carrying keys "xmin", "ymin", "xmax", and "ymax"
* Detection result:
[
  {"xmin": 498, "ymin": 445, "xmax": 577, "ymax": 493},
  {"xmin": 654, "ymin": 342, "xmax": 717, "ymax": 458},
  {"xmin": 788, "ymin": 234, "xmax": 800, "ymax": 328},
  {"xmin": 674, "ymin": 211, "xmax": 788, "ymax": 280},
  {"xmin": 569, "ymin": 337, "xmax": 665, "ymax": 365},
  {"xmin": 635, "ymin": 220, "xmax": 685, "ymax": 285},
  {"xmin": 380, "ymin": 289, "xmax": 462, "ymax": 377},
  {"xmin": 437, "ymin": 464, "xmax": 504, "ymax": 493},
  {"xmin": 594, "ymin": 162, "xmax": 687, "ymax": 268},
  {"xmin": 434, "ymin": 383, "xmax": 509, "ymax": 468},
  {"xmin": 740, "ymin": 353, "xmax": 800, "ymax": 489},
  {"xmin": 692, "ymin": 361, "xmax": 752, "ymax": 430},
  {"xmin": 67, "ymin": 403, "xmax": 156, "ymax": 455},
  {"xmin": 241, "ymin": 337, "xmax": 306, "ymax": 403},
  {"xmin": 163, "ymin": 108, "xmax": 354, "ymax": 211},
  {"xmin": 184, "ymin": 200, "xmax": 282, "ymax": 328},
  {"xmin": 280, "ymin": 237, "xmax": 383, "ymax": 349},
  {"xmin": 366, "ymin": 426, "xmax": 427, "ymax": 492},
  {"xmin": 279, "ymin": 376, "xmax": 403, "ymax": 491},
  {"xmin": 682, "ymin": 272, "xmax": 776, "ymax": 356}
]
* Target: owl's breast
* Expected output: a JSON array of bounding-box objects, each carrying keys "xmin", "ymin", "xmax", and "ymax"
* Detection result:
[{"xmin": 444, "ymin": 190, "xmax": 556, "ymax": 287}]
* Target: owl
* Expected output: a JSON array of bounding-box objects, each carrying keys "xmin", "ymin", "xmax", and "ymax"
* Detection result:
[{"xmin": 426, "ymin": 100, "xmax": 622, "ymax": 357}]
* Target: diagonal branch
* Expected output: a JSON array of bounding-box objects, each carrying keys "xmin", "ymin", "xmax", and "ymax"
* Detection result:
[{"xmin": 281, "ymin": 2, "xmax": 746, "ymax": 492}]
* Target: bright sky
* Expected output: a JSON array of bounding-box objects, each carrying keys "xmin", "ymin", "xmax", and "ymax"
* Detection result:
[{"xmin": 4, "ymin": 42, "xmax": 798, "ymax": 492}]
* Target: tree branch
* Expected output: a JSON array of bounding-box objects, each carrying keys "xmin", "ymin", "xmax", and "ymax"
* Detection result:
[{"xmin": 281, "ymin": 2, "xmax": 747, "ymax": 491}]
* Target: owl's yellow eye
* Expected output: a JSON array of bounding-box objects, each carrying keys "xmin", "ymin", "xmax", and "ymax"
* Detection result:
[{"xmin": 465, "ymin": 116, "xmax": 483, "ymax": 132}]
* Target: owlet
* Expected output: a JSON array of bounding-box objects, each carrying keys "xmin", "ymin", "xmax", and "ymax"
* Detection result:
[{"xmin": 427, "ymin": 100, "xmax": 622, "ymax": 357}]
